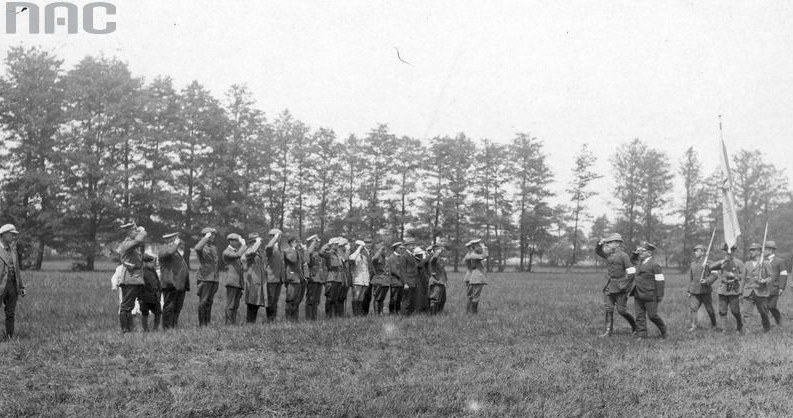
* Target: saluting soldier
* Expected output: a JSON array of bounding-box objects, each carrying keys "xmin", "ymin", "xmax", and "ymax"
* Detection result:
[
  {"xmin": 0, "ymin": 224, "xmax": 25, "ymax": 340},
  {"xmin": 304, "ymin": 234, "xmax": 325, "ymax": 321},
  {"xmin": 463, "ymin": 238, "xmax": 488, "ymax": 314},
  {"xmin": 632, "ymin": 241, "xmax": 667, "ymax": 339},
  {"xmin": 139, "ymin": 254, "xmax": 162, "ymax": 331},
  {"xmin": 743, "ymin": 242, "xmax": 772, "ymax": 332},
  {"xmin": 194, "ymin": 227, "xmax": 219, "ymax": 326},
  {"xmin": 158, "ymin": 232, "xmax": 190, "ymax": 329},
  {"xmin": 687, "ymin": 244, "xmax": 718, "ymax": 332},
  {"xmin": 710, "ymin": 244, "xmax": 745, "ymax": 333},
  {"xmin": 386, "ymin": 242, "xmax": 406, "ymax": 315},
  {"xmin": 117, "ymin": 223, "xmax": 147, "ymax": 333},
  {"xmin": 322, "ymin": 238, "xmax": 346, "ymax": 318},
  {"xmin": 369, "ymin": 244, "xmax": 390, "ymax": 315},
  {"xmin": 414, "ymin": 246, "xmax": 430, "ymax": 314},
  {"xmin": 222, "ymin": 233, "xmax": 248, "ymax": 325},
  {"xmin": 338, "ymin": 238, "xmax": 352, "ymax": 316},
  {"xmin": 283, "ymin": 236, "xmax": 306, "ymax": 321},
  {"xmin": 594, "ymin": 233, "xmax": 637, "ymax": 337},
  {"xmin": 243, "ymin": 232, "xmax": 267, "ymax": 323},
  {"xmin": 426, "ymin": 245, "xmax": 448, "ymax": 315},
  {"xmin": 400, "ymin": 239, "xmax": 421, "ymax": 316},
  {"xmin": 264, "ymin": 229, "xmax": 285, "ymax": 321},
  {"xmin": 763, "ymin": 241, "xmax": 788, "ymax": 326},
  {"xmin": 349, "ymin": 239, "xmax": 371, "ymax": 316}
]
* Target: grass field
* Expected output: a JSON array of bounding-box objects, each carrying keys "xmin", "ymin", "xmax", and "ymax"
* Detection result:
[{"xmin": 1, "ymin": 263, "xmax": 792, "ymax": 417}]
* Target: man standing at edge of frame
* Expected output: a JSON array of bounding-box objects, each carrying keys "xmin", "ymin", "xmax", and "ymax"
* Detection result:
[
  {"xmin": 0, "ymin": 224, "xmax": 25, "ymax": 340},
  {"xmin": 763, "ymin": 240, "xmax": 788, "ymax": 327}
]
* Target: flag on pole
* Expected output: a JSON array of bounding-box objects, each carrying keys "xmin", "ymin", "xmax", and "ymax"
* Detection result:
[{"xmin": 719, "ymin": 136, "xmax": 741, "ymax": 248}]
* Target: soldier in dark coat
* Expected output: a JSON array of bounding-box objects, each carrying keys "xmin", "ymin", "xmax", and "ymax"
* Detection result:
[
  {"xmin": 386, "ymin": 242, "xmax": 405, "ymax": 315},
  {"xmin": 283, "ymin": 236, "xmax": 306, "ymax": 321},
  {"xmin": 594, "ymin": 233, "xmax": 637, "ymax": 337},
  {"xmin": 158, "ymin": 232, "xmax": 189, "ymax": 329},
  {"xmin": 304, "ymin": 235, "xmax": 325, "ymax": 321},
  {"xmin": 369, "ymin": 244, "xmax": 390, "ymax": 315},
  {"xmin": 710, "ymin": 244, "xmax": 745, "ymax": 332},
  {"xmin": 632, "ymin": 241, "xmax": 667, "ymax": 339},
  {"xmin": 265, "ymin": 229, "xmax": 285, "ymax": 321},
  {"xmin": 322, "ymin": 238, "xmax": 347, "ymax": 318},
  {"xmin": 117, "ymin": 223, "xmax": 147, "ymax": 332},
  {"xmin": 463, "ymin": 239, "xmax": 488, "ymax": 314},
  {"xmin": 193, "ymin": 227, "xmax": 219, "ymax": 326},
  {"xmin": 222, "ymin": 233, "xmax": 248, "ymax": 325},
  {"xmin": 0, "ymin": 224, "xmax": 25, "ymax": 339},
  {"xmin": 426, "ymin": 245, "xmax": 448, "ymax": 315},
  {"xmin": 687, "ymin": 244, "xmax": 718, "ymax": 331},
  {"xmin": 400, "ymin": 239, "xmax": 421, "ymax": 316},
  {"xmin": 413, "ymin": 247, "xmax": 430, "ymax": 314},
  {"xmin": 743, "ymin": 242, "xmax": 771, "ymax": 332},
  {"xmin": 243, "ymin": 232, "xmax": 267, "ymax": 323},
  {"xmin": 763, "ymin": 241, "xmax": 788, "ymax": 326},
  {"xmin": 139, "ymin": 254, "xmax": 162, "ymax": 331}
]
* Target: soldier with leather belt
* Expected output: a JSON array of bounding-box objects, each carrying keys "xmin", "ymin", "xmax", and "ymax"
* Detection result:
[
  {"xmin": 687, "ymin": 244, "xmax": 718, "ymax": 332},
  {"xmin": 594, "ymin": 233, "xmax": 637, "ymax": 337},
  {"xmin": 632, "ymin": 241, "xmax": 667, "ymax": 339}
]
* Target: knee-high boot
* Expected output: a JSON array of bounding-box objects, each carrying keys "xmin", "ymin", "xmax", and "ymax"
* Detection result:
[
  {"xmin": 599, "ymin": 312, "xmax": 614, "ymax": 337},
  {"xmin": 141, "ymin": 315, "xmax": 149, "ymax": 332}
]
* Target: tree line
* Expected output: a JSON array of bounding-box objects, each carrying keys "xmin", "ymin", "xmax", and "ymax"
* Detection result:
[{"xmin": 1, "ymin": 46, "xmax": 791, "ymax": 272}]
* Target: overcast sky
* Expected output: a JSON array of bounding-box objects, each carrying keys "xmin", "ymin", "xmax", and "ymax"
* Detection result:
[{"xmin": 3, "ymin": 1, "xmax": 792, "ymax": 226}]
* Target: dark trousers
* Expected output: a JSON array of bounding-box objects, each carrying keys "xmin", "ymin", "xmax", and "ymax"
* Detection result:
[
  {"xmin": 139, "ymin": 297, "xmax": 162, "ymax": 332},
  {"xmin": 3, "ymin": 277, "xmax": 18, "ymax": 338},
  {"xmin": 466, "ymin": 283, "xmax": 484, "ymax": 314},
  {"xmin": 285, "ymin": 282, "xmax": 304, "ymax": 321},
  {"xmin": 388, "ymin": 285, "xmax": 403, "ymax": 315},
  {"xmin": 634, "ymin": 298, "xmax": 666, "ymax": 337},
  {"xmin": 197, "ymin": 281, "xmax": 218, "ymax": 326},
  {"xmin": 718, "ymin": 294, "xmax": 743, "ymax": 331},
  {"xmin": 304, "ymin": 282, "xmax": 324, "ymax": 320},
  {"xmin": 401, "ymin": 286, "xmax": 417, "ymax": 316},
  {"xmin": 371, "ymin": 284, "xmax": 389, "ymax": 314},
  {"xmin": 324, "ymin": 282, "xmax": 346, "ymax": 318},
  {"xmin": 744, "ymin": 293, "xmax": 771, "ymax": 331},
  {"xmin": 352, "ymin": 285, "xmax": 369, "ymax": 316},
  {"xmin": 246, "ymin": 304, "xmax": 261, "ymax": 323},
  {"xmin": 225, "ymin": 286, "xmax": 242, "ymax": 325},
  {"xmin": 689, "ymin": 292, "xmax": 716, "ymax": 327},
  {"xmin": 768, "ymin": 293, "xmax": 782, "ymax": 324},
  {"xmin": 119, "ymin": 284, "xmax": 144, "ymax": 333},
  {"xmin": 361, "ymin": 285, "xmax": 372, "ymax": 315},
  {"xmin": 429, "ymin": 284, "xmax": 446, "ymax": 314},
  {"xmin": 266, "ymin": 283, "xmax": 282, "ymax": 321},
  {"xmin": 162, "ymin": 289, "xmax": 186, "ymax": 329},
  {"xmin": 603, "ymin": 291, "xmax": 636, "ymax": 327}
]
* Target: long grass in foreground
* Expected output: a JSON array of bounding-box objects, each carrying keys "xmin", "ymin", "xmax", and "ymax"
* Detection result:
[{"xmin": 1, "ymin": 265, "xmax": 792, "ymax": 417}]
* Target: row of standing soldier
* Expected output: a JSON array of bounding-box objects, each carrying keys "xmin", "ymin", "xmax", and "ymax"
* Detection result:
[{"xmin": 116, "ymin": 223, "xmax": 490, "ymax": 332}]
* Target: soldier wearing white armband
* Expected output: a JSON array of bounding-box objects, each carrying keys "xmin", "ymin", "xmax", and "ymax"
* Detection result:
[
  {"xmin": 594, "ymin": 233, "xmax": 637, "ymax": 337},
  {"xmin": 631, "ymin": 241, "xmax": 667, "ymax": 339},
  {"xmin": 763, "ymin": 241, "xmax": 788, "ymax": 326}
]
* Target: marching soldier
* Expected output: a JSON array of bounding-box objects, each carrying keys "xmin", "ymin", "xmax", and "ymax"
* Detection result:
[
  {"xmin": 0, "ymin": 224, "xmax": 25, "ymax": 340},
  {"xmin": 426, "ymin": 245, "xmax": 448, "ymax": 315},
  {"xmin": 264, "ymin": 229, "xmax": 285, "ymax": 321},
  {"xmin": 139, "ymin": 254, "xmax": 162, "ymax": 331},
  {"xmin": 304, "ymin": 234, "xmax": 325, "ymax": 320},
  {"xmin": 349, "ymin": 239, "xmax": 371, "ymax": 316},
  {"xmin": 243, "ymin": 232, "xmax": 267, "ymax": 323},
  {"xmin": 117, "ymin": 223, "xmax": 147, "ymax": 333},
  {"xmin": 386, "ymin": 242, "xmax": 405, "ymax": 315},
  {"xmin": 283, "ymin": 236, "xmax": 306, "ymax": 321},
  {"xmin": 158, "ymin": 232, "xmax": 189, "ymax": 329},
  {"xmin": 710, "ymin": 244, "xmax": 745, "ymax": 333},
  {"xmin": 594, "ymin": 233, "xmax": 637, "ymax": 337},
  {"xmin": 743, "ymin": 243, "xmax": 772, "ymax": 332},
  {"xmin": 632, "ymin": 241, "xmax": 667, "ymax": 339},
  {"xmin": 369, "ymin": 244, "xmax": 390, "ymax": 315},
  {"xmin": 687, "ymin": 244, "xmax": 718, "ymax": 332},
  {"xmin": 463, "ymin": 238, "xmax": 488, "ymax": 314},
  {"xmin": 222, "ymin": 233, "xmax": 248, "ymax": 325},
  {"xmin": 400, "ymin": 239, "xmax": 421, "ymax": 316},
  {"xmin": 763, "ymin": 241, "xmax": 788, "ymax": 326},
  {"xmin": 194, "ymin": 227, "xmax": 219, "ymax": 326}
]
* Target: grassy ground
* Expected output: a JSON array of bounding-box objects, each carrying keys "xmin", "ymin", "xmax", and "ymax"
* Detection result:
[{"xmin": 1, "ymin": 264, "xmax": 791, "ymax": 417}]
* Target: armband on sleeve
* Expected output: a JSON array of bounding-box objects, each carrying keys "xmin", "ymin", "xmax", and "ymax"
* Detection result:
[
  {"xmin": 626, "ymin": 267, "xmax": 636, "ymax": 275},
  {"xmin": 654, "ymin": 274, "xmax": 665, "ymax": 281}
]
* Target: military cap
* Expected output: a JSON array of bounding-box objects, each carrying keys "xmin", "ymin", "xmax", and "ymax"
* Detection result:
[
  {"xmin": 603, "ymin": 233, "xmax": 623, "ymax": 243},
  {"xmin": 337, "ymin": 237, "xmax": 349, "ymax": 246},
  {"xmin": 391, "ymin": 241, "xmax": 404, "ymax": 250},
  {"xmin": 248, "ymin": 232, "xmax": 260, "ymax": 240},
  {"xmin": 635, "ymin": 241, "xmax": 657, "ymax": 252},
  {"xmin": 201, "ymin": 227, "xmax": 217, "ymax": 235},
  {"xmin": 355, "ymin": 239, "xmax": 366, "ymax": 247},
  {"xmin": 465, "ymin": 238, "xmax": 482, "ymax": 248},
  {"xmin": 749, "ymin": 243, "xmax": 762, "ymax": 250},
  {"xmin": 0, "ymin": 224, "xmax": 19, "ymax": 235},
  {"xmin": 413, "ymin": 247, "xmax": 426, "ymax": 256},
  {"xmin": 267, "ymin": 228, "xmax": 282, "ymax": 236},
  {"xmin": 765, "ymin": 240, "xmax": 777, "ymax": 250},
  {"xmin": 162, "ymin": 232, "xmax": 179, "ymax": 240},
  {"xmin": 693, "ymin": 245, "xmax": 706, "ymax": 251},
  {"xmin": 227, "ymin": 233, "xmax": 242, "ymax": 241},
  {"xmin": 120, "ymin": 222, "xmax": 135, "ymax": 230},
  {"xmin": 306, "ymin": 234, "xmax": 319, "ymax": 242},
  {"xmin": 721, "ymin": 243, "xmax": 738, "ymax": 252}
]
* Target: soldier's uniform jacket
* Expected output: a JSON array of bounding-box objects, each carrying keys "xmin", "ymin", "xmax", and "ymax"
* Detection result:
[
  {"xmin": 427, "ymin": 252, "xmax": 448, "ymax": 286},
  {"xmin": 632, "ymin": 256, "xmax": 665, "ymax": 301},
  {"xmin": 222, "ymin": 245, "xmax": 247, "ymax": 289},
  {"xmin": 0, "ymin": 245, "xmax": 24, "ymax": 299},
  {"xmin": 118, "ymin": 232, "xmax": 147, "ymax": 285},
  {"xmin": 265, "ymin": 243, "xmax": 285, "ymax": 284},
  {"xmin": 321, "ymin": 245, "xmax": 345, "ymax": 284},
  {"xmin": 307, "ymin": 248, "xmax": 327, "ymax": 284},
  {"xmin": 766, "ymin": 254, "xmax": 788, "ymax": 295},
  {"xmin": 340, "ymin": 248, "xmax": 353, "ymax": 287},
  {"xmin": 349, "ymin": 248, "xmax": 371, "ymax": 286},
  {"xmin": 595, "ymin": 243, "xmax": 634, "ymax": 294},
  {"xmin": 157, "ymin": 242, "xmax": 189, "ymax": 292},
  {"xmin": 386, "ymin": 252, "xmax": 404, "ymax": 287},
  {"xmin": 244, "ymin": 245, "xmax": 267, "ymax": 306},
  {"xmin": 688, "ymin": 259, "xmax": 717, "ymax": 295},
  {"xmin": 283, "ymin": 246, "xmax": 305, "ymax": 284},
  {"xmin": 401, "ymin": 251, "xmax": 420, "ymax": 288},
  {"xmin": 710, "ymin": 257, "xmax": 745, "ymax": 296},
  {"xmin": 463, "ymin": 248, "xmax": 488, "ymax": 285},
  {"xmin": 743, "ymin": 258, "xmax": 770, "ymax": 297},
  {"xmin": 194, "ymin": 241, "xmax": 219, "ymax": 283},
  {"xmin": 369, "ymin": 249, "xmax": 390, "ymax": 286}
]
